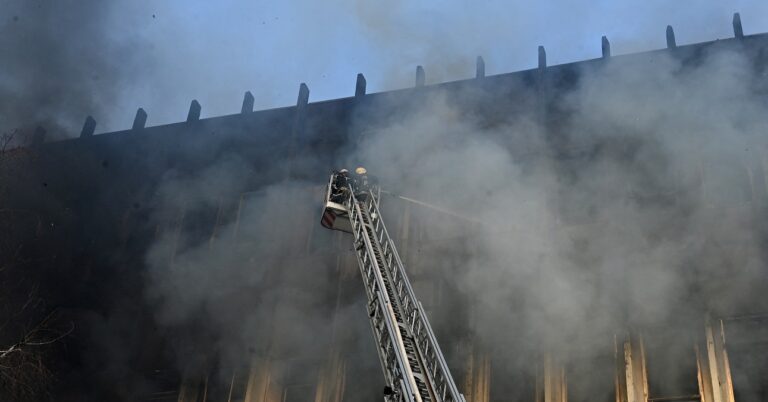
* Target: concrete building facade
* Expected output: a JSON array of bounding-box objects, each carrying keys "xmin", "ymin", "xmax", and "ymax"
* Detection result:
[{"xmin": 1, "ymin": 15, "xmax": 767, "ymax": 402}]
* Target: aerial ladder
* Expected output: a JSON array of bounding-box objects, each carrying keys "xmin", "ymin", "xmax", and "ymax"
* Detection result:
[{"xmin": 321, "ymin": 171, "xmax": 466, "ymax": 402}]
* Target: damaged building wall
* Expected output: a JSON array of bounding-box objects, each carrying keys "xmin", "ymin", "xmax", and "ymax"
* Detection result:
[{"xmin": 1, "ymin": 26, "xmax": 768, "ymax": 401}]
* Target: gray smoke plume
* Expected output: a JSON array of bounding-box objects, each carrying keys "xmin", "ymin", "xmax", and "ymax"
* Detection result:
[
  {"xmin": 143, "ymin": 152, "xmax": 384, "ymax": 398},
  {"xmin": 348, "ymin": 44, "xmax": 765, "ymax": 398},
  {"xmin": 2, "ymin": 1, "xmax": 767, "ymax": 399},
  {"xmin": 143, "ymin": 40, "xmax": 768, "ymax": 399}
]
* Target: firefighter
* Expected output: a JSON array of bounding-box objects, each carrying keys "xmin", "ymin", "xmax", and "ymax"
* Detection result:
[
  {"xmin": 354, "ymin": 166, "xmax": 379, "ymax": 190},
  {"xmin": 354, "ymin": 166, "xmax": 368, "ymax": 188},
  {"xmin": 338, "ymin": 168, "xmax": 349, "ymax": 182},
  {"xmin": 351, "ymin": 166, "xmax": 372, "ymax": 200},
  {"xmin": 331, "ymin": 169, "xmax": 350, "ymax": 202}
]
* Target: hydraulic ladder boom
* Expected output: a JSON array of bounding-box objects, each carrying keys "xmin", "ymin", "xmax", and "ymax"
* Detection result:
[{"xmin": 324, "ymin": 176, "xmax": 465, "ymax": 402}]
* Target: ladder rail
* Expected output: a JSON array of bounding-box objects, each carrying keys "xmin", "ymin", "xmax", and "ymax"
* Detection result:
[
  {"xmin": 344, "ymin": 186, "xmax": 465, "ymax": 402},
  {"xmin": 346, "ymin": 191, "xmax": 420, "ymax": 401},
  {"xmin": 366, "ymin": 191, "xmax": 465, "ymax": 402}
]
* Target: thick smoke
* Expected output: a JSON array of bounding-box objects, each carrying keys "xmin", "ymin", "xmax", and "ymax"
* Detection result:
[
  {"xmin": 3, "ymin": 1, "xmax": 767, "ymax": 399},
  {"xmin": 0, "ymin": 1, "xmax": 149, "ymax": 140},
  {"xmin": 142, "ymin": 40, "xmax": 768, "ymax": 399},
  {"xmin": 143, "ymin": 153, "xmax": 383, "ymax": 398},
  {"xmin": 5, "ymin": 1, "xmax": 766, "ymax": 140},
  {"xmin": 349, "ymin": 45, "xmax": 767, "ymax": 397}
]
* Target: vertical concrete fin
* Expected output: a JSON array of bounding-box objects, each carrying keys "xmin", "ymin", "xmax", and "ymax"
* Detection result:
[
  {"xmin": 80, "ymin": 116, "xmax": 96, "ymax": 138},
  {"xmin": 297, "ymin": 83, "xmax": 310, "ymax": 108},
  {"xmin": 476, "ymin": 56, "xmax": 485, "ymax": 78},
  {"xmin": 355, "ymin": 73, "xmax": 367, "ymax": 97},
  {"xmin": 614, "ymin": 333, "xmax": 648, "ymax": 402},
  {"xmin": 538, "ymin": 46, "xmax": 547, "ymax": 69},
  {"xmin": 186, "ymin": 100, "xmax": 201, "ymax": 122},
  {"xmin": 536, "ymin": 353, "xmax": 567, "ymax": 402},
  {"xmin": 132, "ymin": 108, "xmax": 147, "ymax": 130},
  {"xmin": 602, "ymin": 36, "xmax": 611, "ymax": 58},
  {"xmin": 666, "ymin": 25, "xmax": 677, "ymax": 48},
  {"xmin": 286, "ymin": 83, "xmax": 310, "ymax": 179},
  {"xmin": 733, "ymin": 13, "xmax": 744, "ymax": 38},
  {"xmin": 241, "ymin": 91, "xmax": 254, "ymax": 114},
  {"xmin": 415, "ymin": 65, "xmax": 425, "ymax": 87},
  {"xmin": 699, "ymin": 319, "xmax": 736, "ymax": 402},
  {"xmin": 243, "ymin": 359, "xmax": 272, "ymax": 402}
]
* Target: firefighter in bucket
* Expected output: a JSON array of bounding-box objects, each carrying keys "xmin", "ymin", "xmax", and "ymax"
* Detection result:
[{"xmin": 330, "ymin": 168, "xmax": 350, "ymax": 203}]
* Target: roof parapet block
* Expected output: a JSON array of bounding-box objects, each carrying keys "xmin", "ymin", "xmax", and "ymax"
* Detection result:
[
  {"xmin": 733, "ymin": 13, "xmax": 744, "ymax": 38},
  {"xmin": 187, "ymin": 100, "xmax": 201, "ymax": 122},
  {"xmin": 601, "ymin": 36, "xmax": 611, "ymax": 58},
  {"xmin": 132, "ymin": 108, "xmax": 148, "ymax": 130},
  {"xmin": 415, "ymin": 65, "xmax": 425, "ymax": 87},
  {"xmin": 538, "ymin": 46, "xmax": 547, "ymax": 69},
  {"xmin": 241, "ymin": 91, "xmax": 254, "ymax": 114},
  {"xmin": 476, "ymin": 56, "xmax": 485, "ymax": 78},
  {"xmin": 287, "ymin": 84, "xmax": 310, "ymax": 179},
  {"xmin": 355, "ymin": 73, "xmax": 367, "ymax": 97},
  {"xmin": 297, "ymin": 83, "xmax": 310, "ymax": 107},
  {"xmin": 666, "ymin": 25, "xmax": 677, "ymax": 48},
  {"xmin": 80, "ymin": 116, "xmax": 96, "ymax": 138}
]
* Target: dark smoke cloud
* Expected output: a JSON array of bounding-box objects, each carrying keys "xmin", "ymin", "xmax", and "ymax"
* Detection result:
[{"xmin": 0, "ymin": 1, "xmax": 146, "ymax": 140}]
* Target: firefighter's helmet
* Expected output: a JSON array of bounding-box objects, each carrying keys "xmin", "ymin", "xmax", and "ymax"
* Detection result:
[{"xmin": 355, "ymin": 167, "xmax": 367, "ymax": 175}]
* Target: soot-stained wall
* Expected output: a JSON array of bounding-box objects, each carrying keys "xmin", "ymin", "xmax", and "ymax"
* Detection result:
[{"xmin": 2, "ymin": 32, "xmax": 768, "ymax": 401}]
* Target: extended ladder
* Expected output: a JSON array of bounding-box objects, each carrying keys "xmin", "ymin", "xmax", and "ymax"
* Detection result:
[{"xmin": 340, "ymin": 184, "xmax": 465, "ymax": 402}]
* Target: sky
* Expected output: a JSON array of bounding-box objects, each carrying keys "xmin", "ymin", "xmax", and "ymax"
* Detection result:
[{"xmin": 1, "ymin": 1, "xmax": 767, "ymax": 136}]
